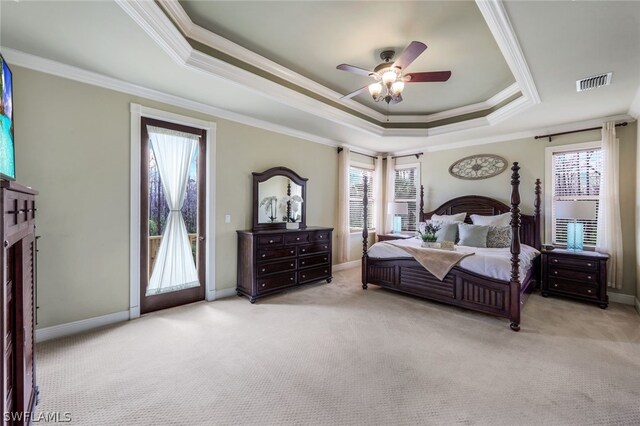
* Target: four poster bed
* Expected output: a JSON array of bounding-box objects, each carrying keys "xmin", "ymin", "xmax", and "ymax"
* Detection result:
[{"xmin": 361, "ymin": 162, "xmax": 542, "ymax": 331}]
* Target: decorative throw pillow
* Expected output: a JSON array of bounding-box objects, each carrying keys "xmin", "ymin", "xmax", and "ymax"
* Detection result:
[
  {"xmin": 486, "ymin": 226, "xmax": 512, "ymax": 248},
  {"xmin": 423, "ymin": 220, "xmax": 458, "ymax": 243},
  {"xmin": 470, "ymin": 212, "xmax": 511, "ymax": 227},
  {"xmin": 431, "ymin": 212, "xmax": 467, "ymax": 223},
  {"xmin": 457, "ymin": 223, "xmax": 489, "ymax": 248}
]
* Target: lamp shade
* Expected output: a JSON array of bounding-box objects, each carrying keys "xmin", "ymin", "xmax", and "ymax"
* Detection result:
[
  {"xmin": 388, "ymin": 202, "xmax": 409, "ymax": 215},
  {"xmin": 555, "ymin": 200, "xmax": 597, "ymax": 220}
]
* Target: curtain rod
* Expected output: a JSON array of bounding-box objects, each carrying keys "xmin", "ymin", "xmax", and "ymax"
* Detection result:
[
  {"xmin": 336, "ymin": 147, "xmax": 423, "ymax": 160},
  {"xmin": 534, "ymin": 122, "xmax": 627, "ymax": 142}
]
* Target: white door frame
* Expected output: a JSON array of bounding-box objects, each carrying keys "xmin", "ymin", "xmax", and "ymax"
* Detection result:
[{"xmin": 129, "ymin": 103, "xmax": 216, "ymax": 319}]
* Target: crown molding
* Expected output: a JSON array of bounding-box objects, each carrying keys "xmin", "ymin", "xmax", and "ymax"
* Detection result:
[
  {"xmin": 487, "ymin": 94, "xmax": 531, "ymax": 125},
  {"xmin": 154, "ymin": 0, "xmax": 532, "ymax": 127},
  {"xmin": 1, "ymin": 47, "xmax": 345, "ymax": 149},
  {"xmin": 629, "ymin": 85, "xmax": 640, "ymax": 119},
  {"xmin": 476, "ymin": 0, "xmax": 541, "ymax": 106}
]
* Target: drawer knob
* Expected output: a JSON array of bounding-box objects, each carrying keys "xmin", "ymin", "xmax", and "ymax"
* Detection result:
[
  {"xmin": 552, "ymin": 259, "xmax": 558, "ymax": 263},
  {"xmin": 290, "ymin": 278, "xmax": 293, "ymax": 281},
  {"xmin": 269, "ymin": 239, "xmax": 274, "ymax": 243},
  {"xmin": 587, "ymin": 263, "xmax": 592, "ymax": 267},
  {"xmin": 324, "ymin": 270, "xmax": 328, "ymax": 273},
  {"xmin": 320, "ymin": 235, "xmax": 323, "ymax": 239},
  {"xmin": 324, "ymin": 258, "xmax": 327, "ymax": 261},
  {"xmin": 261, "ymin": 283, "xmax": 265, "ymax": 287},
  {"xmin": 302, "ymin": 249, "xmax": 306, "ymax": 252},
  {"xmin": 296, "ymin": 237, "xmax": 300, "ymax": 241},
  {"xmin": 290, "ymin": 263, "xmax": 294, "ymax": 267},
  {"xmin": 301, "ymin": 262, "xmax": 305, "ymax": 265},
  {"xmin": 587, "ymin": 289, "xmax": 592, "ymax": 294},
  {"xmin": 261, "ymin": 254, "xmax": 266, "ymax": 258},
  {"xmin": 261, "ymin": 268, "xmax": 266, "ymax": 272},
  {"xmin": 302, "ymin": 275, "xmax": 306, "ymax": 278},
  {"xmin": 587, "ymin": 275, "xmax": 592, "ymax": 279},
  {"xmin": 553, "ymin": 271, "xmax": 558, "ymax": 275},
  {"xmin": 324, "ymin": 245, "xmax": 327, "ymax": 249},
  {"xmin": 554, "ymin": 284, "xmax": 558, "ymax": 287},
  {"xmin": 290, "ymin": 250, "xmax": 294, "ymax": 254}
]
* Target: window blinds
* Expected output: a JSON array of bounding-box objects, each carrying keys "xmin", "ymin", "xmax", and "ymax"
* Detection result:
[
  {"xmin": 551, "ymin": 148, "xmax": 602, "ymax": 245},
  {"xmin": 394, "ymin": 167, "xmax": 418, "ymax": 232},
  {"xmin": 349, "ymin": 167, "xmax": 374, "ymax": 230}
]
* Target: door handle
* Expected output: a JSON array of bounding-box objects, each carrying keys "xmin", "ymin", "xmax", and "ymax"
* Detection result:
[{"xmin": 198, "ymin": 236, "xmax": 205, "ymax": 241}]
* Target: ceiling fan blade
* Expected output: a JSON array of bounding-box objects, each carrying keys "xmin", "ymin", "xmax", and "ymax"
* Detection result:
[
  {"xmin": 392, "ymin": 41, "xmax": 427, "ymax": 71},
  {"xmin": 404, "ymin": 71, "xmax": 452, "ymax": 83},
  {"xmin": 340, "ymin": 85, "xmax": 369, "ymax": 100},
  {"xmin": 336, "ymin": 63, "xmax": 376, "ymax": 78}
]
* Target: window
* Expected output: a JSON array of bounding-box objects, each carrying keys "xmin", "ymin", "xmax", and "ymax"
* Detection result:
[
  {"xmin": 349, "ymin": 165, "xmax": 374, "ymax": 231},
  {"xmin": 547, "ymin": 143, "xmax": 602, "ymax": 246},
  {"xmin": 393, "ymin": 164, "xmax": 420, "ymax": 232}
]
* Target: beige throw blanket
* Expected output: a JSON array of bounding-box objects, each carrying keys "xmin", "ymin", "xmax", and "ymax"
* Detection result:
[{"xmin": 385, "ymin": 241, "xmax": 475, "ymax": 281}]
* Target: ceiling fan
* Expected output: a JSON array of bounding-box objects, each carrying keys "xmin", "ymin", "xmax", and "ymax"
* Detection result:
[{"xmin": 336, "ymin": 41, "xmax": 451, "ymax": 105}]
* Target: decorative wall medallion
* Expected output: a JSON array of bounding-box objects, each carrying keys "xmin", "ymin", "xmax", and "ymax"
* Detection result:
[{"xmin": 448, "ymin": 154, "xmax": 507, "ymax": 180}]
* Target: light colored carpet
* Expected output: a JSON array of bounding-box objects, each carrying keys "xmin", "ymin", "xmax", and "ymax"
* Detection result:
[{"xmin": 37, "ymin": 267, "xmax": 640, "ymax": 425}]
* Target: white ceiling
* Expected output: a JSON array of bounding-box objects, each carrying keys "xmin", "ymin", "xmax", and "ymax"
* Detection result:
[{"xmin": 0, "ymin": 0, "xmax": 638, "ymax": 154}]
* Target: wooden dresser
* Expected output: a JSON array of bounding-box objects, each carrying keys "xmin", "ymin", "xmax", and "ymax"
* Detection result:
[
  {"xmin": 237, "ymin": 227, "xmax": 333, "ymax": 303},
  {"xmin": 1, "ymin": 181, "xmax": 38, "ymax": 425},
  {"xmin": 541, "ymin": 248, "xmax": 609, "ymax": 309}
]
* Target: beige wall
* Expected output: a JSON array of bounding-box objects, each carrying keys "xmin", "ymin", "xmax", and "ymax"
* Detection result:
[
  {"xmin": 398, "ymin": 122, "xmax": 638, "ymax": 297},
  {"xmin": 13, "ymin": 67, "xmax": 339, "ymax": 328},
  {"xmin": 637, "ymin": 123, "xmax": 640, "ymax": 310}
]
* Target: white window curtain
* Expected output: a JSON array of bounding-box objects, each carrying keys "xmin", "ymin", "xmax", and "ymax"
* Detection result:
[
  {"xmin": 146, "ymin": 125, "xmax": 200, "ymax": 296},
  {"xmin": 337, "ymin": 147, "xmax": 351, "ymax": 263},
  {"xmin": 384, "ymin": 156, "xmax": 396, "ymax": 233},
  {"xmin": 374, "ymin": 155, "xmax": 384, "ymax": 235},
  {"xmin": 596, "ymin": 121, "xmax": 623, "ymax": 289}
]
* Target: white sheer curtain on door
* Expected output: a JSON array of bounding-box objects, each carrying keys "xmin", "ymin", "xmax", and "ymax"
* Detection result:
[
  {"xmin": 596, "ymin": 121, "xmax": 623, "ymax": 289},
  {"xmin": 384, "ymin": 156, "xmax": 396, "ymax": 233},
  {"xmin": 337, "ymin": 147, "xmax": 350, "ymax": 263},
  {"xmin": 374, "ymin": 156, "xmax": 384, "ymax": 236},
  {"xmin": 146, "ymin": 125, "xmax": 200, "ymax": 295}
]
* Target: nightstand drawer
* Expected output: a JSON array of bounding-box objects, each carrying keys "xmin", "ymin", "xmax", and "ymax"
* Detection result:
[
  {"xmin": 549, "ymin": 267, "xmax": 597, "ymax": 283},
  {"xmin": 547, "ymin": 256, "xmax": 597, "ymax": 270},
  {"xmin": 548, "ymin": 279, "xmax": 598, "ymax": 298}
]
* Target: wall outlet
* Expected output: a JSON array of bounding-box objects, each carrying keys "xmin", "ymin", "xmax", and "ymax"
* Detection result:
[{"xmin": 225, "ymin": 214, "xmax": 231, "ymax": 224}]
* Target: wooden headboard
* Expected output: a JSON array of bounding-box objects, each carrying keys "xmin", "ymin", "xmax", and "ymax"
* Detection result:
[{"xmin": 419, "ymin": 181, "xmax": 542, "ymax": 250}]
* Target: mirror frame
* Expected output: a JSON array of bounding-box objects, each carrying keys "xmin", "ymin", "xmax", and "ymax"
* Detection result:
[{"xmin": 253, "ymin": 166, "xmax": 308, "ymax": 231}]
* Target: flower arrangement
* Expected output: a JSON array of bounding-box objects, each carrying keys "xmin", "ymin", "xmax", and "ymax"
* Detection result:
[
  {"xmin": 280, "ymin": 194, "xmax": 304, "ymax": 223},
  {"xmin": 418, "ymin": 222, "xmax": 440, "ymax": 242},
  {"xmin": 259, "ymin": 195, "xmax": 279, "ymax": 222}
]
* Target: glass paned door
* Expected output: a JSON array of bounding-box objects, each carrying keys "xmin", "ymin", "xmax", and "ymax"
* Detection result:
[{"xmin": 140, "ymin": 117, "xmax": 206, "ymax": 314}]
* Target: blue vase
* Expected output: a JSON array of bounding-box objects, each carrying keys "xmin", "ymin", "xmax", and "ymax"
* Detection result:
[
  {"xmin": 393, "ymin": 216, "xmax": 402, "ymax": 234},
  {"xmin": 566, "ymin": 222, "xmax": 584, "ymax": 251}
]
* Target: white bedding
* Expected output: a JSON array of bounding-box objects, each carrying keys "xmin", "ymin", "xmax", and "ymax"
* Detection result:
[{"xmin": 367, "ymin": 238, "xmax": 540, "ymax": 284}]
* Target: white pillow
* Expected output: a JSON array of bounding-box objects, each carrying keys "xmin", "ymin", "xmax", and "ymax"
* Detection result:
[
  {"xmin": 431, "ymin": 212, "xmax": 467, "ymax": 223},
  {"xmin": 470, "ymin": 212, "xmax": 511, "ymax": 227}
]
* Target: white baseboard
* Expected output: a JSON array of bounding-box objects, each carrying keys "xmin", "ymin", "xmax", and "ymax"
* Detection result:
[
  {"xmin": 333, "ymin": 260, "xmax": 361, "ymax": 272},
  {"xmin": 214, "ymin": 287, "xmax": 237, "ymax": 299},
  {"xmin": 608, "ymin": 292, "xmax": 636, "ymax": 306},
  {"xmin": 36, "ymin": 310, "xmax": 130, "ymax": 343}
]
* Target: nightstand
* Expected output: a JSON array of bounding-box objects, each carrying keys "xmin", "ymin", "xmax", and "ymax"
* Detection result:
[
  {"xmin": 541, "ymin": 248, "xmax": 609, "ymax": 309},
  {"xmin": 377, "ymin": 233, "xmax": 414, "ymax": 242}
]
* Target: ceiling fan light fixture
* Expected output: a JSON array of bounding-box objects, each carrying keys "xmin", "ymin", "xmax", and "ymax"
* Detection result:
[
  {"xmin": 368, "ymin": 82, "xmax": 383, "ymax": 98},
  {"xmin": 390, "ymin": 81, "xmax": 405, "ymax": 96},
  {"xmin": 382, "ymin": 69, "xmax": 398, "ymax": 87}
]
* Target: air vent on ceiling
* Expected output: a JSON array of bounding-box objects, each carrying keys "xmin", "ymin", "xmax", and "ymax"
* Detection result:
[{"xmin": 576, "ymin": 72, "xmax": 612, "ymax": 92}]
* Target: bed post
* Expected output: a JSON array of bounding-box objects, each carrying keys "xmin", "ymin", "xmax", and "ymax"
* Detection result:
[
  {"xmin": 534, "ymin": 178, "xmax": 542, "ymax": 250},
  {"xmin": 509, "ymin": 163, "xmax": 522, "ymax": 332},
  {"xmin": 419, "ymin": 184, "xmax": 425, "ymax": 221},
  {"xmin": 362, "ymin": 175, "xmax": 369, "ymax": 289}
]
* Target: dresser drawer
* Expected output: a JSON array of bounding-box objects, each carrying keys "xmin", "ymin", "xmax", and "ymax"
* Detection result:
[
  {"xmin": 257, "ymin": 247, "xmax": 296, "ymax": 261},
  {"xmin": 285, "ymin": 232, "xmax": 310, "ymax": 245},
  {"xmin": 299, "ymin": 266, "xmax": 331, "ymax": 284},
  {"xmin": 547, "ymin": 255, "xmax": 597, "ymax": 270},
  {"xmin": 310, "ymin": 231, "xmax": 331, "ymax": 242},
  {"xmin": 548, "ymin": 279, "xmax": 598, "ymax": 299},
  {"xmin": 299, "ymin": 243, "xmax": 330, "ymax": 256},
  {"xmin": 257, "ymin": 235, "xmax": 283, "ymax": 246},
  {"xmin": 549, "ymin": 267, "xmax": 597, "ymax": 283},
  {"xmin": 256, "ymin": 272, "xmax": 296, "ymax": 293},
  {"xmin": 299, "ymin": 253, "xmax": 329, "ymax": 269},
  {"xmin": 257, "ymin": 259, "xmax": 297, "ymax": 276},
  {"xmin": 3, "ymin": 191, "xmax": 34, "ymax": 238}
]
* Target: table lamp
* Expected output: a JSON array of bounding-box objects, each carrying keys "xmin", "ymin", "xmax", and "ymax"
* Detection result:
[
  {"xmin": 555, "ymin": 200, "xmax": 597, "ymax": 250},
  {"xmin": 388, "ymin": 202, "xmax": 409, "ymax": 234}
]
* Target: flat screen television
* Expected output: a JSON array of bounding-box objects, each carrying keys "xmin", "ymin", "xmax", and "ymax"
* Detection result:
[{"xmin": 0, "ymin": 53, "xmax": 15, "ymax": 181}]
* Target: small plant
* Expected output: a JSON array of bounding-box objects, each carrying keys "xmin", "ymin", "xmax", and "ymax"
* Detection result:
[
  {"xmin": 418, "ymin": 223, "xmax": 440, "ymax": 242},
  {"xmin": 259, "ymin": 196, "xmax": 279, "ymax": 222}
]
